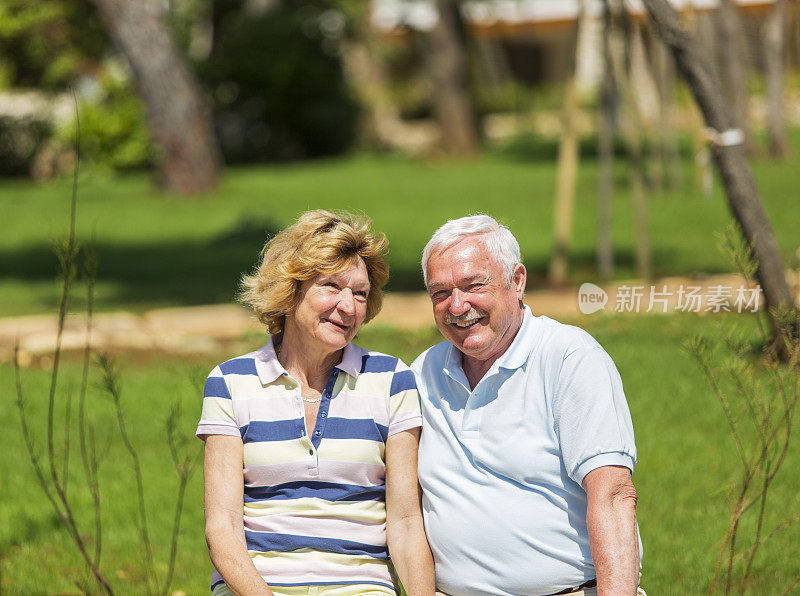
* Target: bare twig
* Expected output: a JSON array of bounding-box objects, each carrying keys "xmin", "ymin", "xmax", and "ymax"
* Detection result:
[
  {"xmin": 78, "ymin": 245, "xmax": 102, "ymax": 567},
  {"xmin": 98, "ymin": 354, "xmax": 158, "ymax": 595},
  {"xmin": 699, "ymin": 224, "xmax": 800, "ymax": 594},
  {"xmin": 13, "ymin": 89, "xmax": 115, "ymax": 596},
  {"xmin": 161, "ymin": 397, "xmax": 202, "ymax": 595},
  {"xmin": 780, "ymin": 572, "xmax": 800, "ymax": 596},
  {"xmin": 63, "ymin": 390, "xmax": 73, "ymax": 495},
  {"xmin": 14, "ymin": 345, "xmax": 58, "ymax": 513}
]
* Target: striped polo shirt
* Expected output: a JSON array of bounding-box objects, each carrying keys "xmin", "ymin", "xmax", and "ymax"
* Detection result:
[{"xmin": 196, "ymin": 337, "xmax": 422, "ymax": 593}]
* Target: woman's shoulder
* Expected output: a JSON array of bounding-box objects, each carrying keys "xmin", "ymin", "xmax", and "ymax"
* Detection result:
[
  {"xmin": 350, "ymin": 343, "xmax": 412, "ymax": 374},
  {"xmin": 206, "ymin": 344, "xmax": 270, "ymax": 378}
]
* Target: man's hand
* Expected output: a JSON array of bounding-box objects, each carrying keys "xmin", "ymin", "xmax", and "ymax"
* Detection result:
[{"xmin": 583, "ymin": 465, "xmax": 639, "ymax": 596}]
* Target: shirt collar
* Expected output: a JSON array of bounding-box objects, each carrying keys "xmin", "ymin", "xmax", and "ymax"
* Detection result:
[
  {"xmin": 253, "ymin": 336, "xmax": 363, "ymax": 385},
  {"xmin": 495, "ymin": 305, "xmax": 538, "ymax": 370},
  {"xmin": 443, "ymin": 305, "xmax": 538, "ymax": 380}
]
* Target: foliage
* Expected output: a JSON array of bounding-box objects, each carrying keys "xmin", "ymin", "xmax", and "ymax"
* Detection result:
[
  {"xmin": 475, "ymin": 80, "xmax": 572, "ymax": 116},
  {"xmin": 200, "ymin": 0, "xmax": 359, "ymax": 163},
  {"xmin": 0, "ymin": 0, "xmax": 107, "ymax": 90},
  {"xmin": 685, "ymin": 225, "xmax": 800, "ymax": 595},
  {"xmin": 0, "ymin": 114, "xmax": 52, "ymax": 177},
  {"xmin": 58, "ymin": 75, "xmax": 156, "ymax": 173}
]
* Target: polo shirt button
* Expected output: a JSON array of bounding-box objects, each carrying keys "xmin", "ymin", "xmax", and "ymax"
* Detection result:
[
  {"xmin": 315, "ymin": 430, "xmax": 321, "ymax": 436},
  {"xmin": 321, "ymin": 412, "xmax": 327, "ymax": 418},
  {"xmin": 308, "ymin": 449, "xmax": 314, "ymax": 455}
]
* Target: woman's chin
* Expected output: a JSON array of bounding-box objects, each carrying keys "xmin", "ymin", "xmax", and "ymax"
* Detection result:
[{"xmin": 317, "ymin": 329, "xmax": 354, "ymax": 351}]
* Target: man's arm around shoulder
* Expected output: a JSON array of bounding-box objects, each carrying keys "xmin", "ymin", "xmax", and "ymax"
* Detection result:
[{"xmin": 583, "ymin": 465, "xmax": 640, "ymax": 596}]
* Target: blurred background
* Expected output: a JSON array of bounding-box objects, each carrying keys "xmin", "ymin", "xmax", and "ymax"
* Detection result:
[
  {"xmin": 1, "ymin": 0, "xmax": 799, "ymax": 311},
  {"xmin": 2, "ymin": 0, "xmax": 800, "ymax": 594}
]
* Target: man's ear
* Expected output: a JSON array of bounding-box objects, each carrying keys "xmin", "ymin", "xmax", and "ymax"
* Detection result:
[{"xmin": 512, "ymin": 263, "xmax": 526, "ymax": 298}]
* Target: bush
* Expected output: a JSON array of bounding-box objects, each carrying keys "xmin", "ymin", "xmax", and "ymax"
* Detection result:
[
  {"xmin": 200, "ymin": 4, "xmax": 359, "ymax": 163},
  {"xmin": 0, "ymin": 114, "xmax": 52, "ymax": 177},
  {"xmin": 58, "ymin": 75, "xmax": 155, "ymax": 172}
]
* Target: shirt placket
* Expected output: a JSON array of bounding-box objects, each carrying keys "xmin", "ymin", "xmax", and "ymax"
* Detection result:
[{"xmin": 306, "ymin": 368, "xmax": 339, "ymax": 476}]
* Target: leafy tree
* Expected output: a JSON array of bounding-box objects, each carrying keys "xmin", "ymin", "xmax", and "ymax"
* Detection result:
[
  {"xmin": 0, "ymin": 0, "xmax": 107, "ymax": 90},
  {"xmin": 201, "ymin": 0, "xmax": 359, "ymax": 162}
]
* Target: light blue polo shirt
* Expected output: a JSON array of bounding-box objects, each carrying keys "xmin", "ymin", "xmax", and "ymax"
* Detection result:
[{"xmin": 412, "ymin": 306, "xmax": 640, "ymax": 596}]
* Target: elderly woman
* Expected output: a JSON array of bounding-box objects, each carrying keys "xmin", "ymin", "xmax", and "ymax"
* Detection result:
[{"xmin": 196, "ymin": 211, "xmax": 434, "ymax": 596}]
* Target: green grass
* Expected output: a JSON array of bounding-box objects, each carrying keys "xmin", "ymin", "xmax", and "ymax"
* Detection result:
[
  {"xmin": 2, "ymin": 132, "xmax": 800, "ymax": 316},
  {"xmin": 2, "ymin": 314, "xmax": 799, "ymax": 594}
]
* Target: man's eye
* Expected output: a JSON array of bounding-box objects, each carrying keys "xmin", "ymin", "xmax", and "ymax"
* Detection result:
[{"xmin": 432, "ymin": 290, "xmax": 449, "ymax": 300}]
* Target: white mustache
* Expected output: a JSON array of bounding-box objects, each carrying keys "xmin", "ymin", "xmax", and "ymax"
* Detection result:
[{"xmin": 445, "ymin": 309, "xmax": 487, "ymax": 325}]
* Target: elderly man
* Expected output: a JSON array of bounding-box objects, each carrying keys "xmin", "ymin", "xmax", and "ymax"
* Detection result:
[{"xmin": 412, "ymin": 215, "xmax": 642, "ymax": 596}]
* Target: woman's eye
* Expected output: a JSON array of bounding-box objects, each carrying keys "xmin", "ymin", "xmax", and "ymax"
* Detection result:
[{"xmin": 354, "ymin": 291, "xmax": 368, "ymax": 301}]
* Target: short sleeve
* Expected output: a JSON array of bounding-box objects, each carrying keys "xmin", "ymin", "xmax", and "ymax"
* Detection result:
[
  {"xmin": 552, "ymin": 347, "xmax": 637, "ymax": 486},
  {"xmin": 196, "ymin": 366, "xmax": 241, "ymax": 440},
  {"xmin": 386, "ymin": 366, "xmax": 422, "ymax": 437}
]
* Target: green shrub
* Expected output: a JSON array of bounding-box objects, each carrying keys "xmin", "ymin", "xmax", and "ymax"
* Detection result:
[
  {"xmin": 58, "ymin": 75, "xmax": 155, "ymax": 172},
  {"xmin": 0, "ymin": 114, "xmax": 52, "ymax": 177}
]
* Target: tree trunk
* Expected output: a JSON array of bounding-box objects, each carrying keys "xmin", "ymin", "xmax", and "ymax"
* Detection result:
[
  {"xmin": 90, "ymin": 0, "xmax": 221, "ymax": 194},
  {"xmin": 649, "ymin": 32, "xmax": 683, "ymax": 191},
  {"xmin": 549, "ymin": 73, "xmax": 580, "ymax": 287},
  {"xmin": 642, "ymin": 0, "xmax": 799, "ymax": 346},
  {"xmin": 597, "ymin": 2, "xmax": 616, "ymax": 280},
  {"xmin": 630, "ymin": 22, "xmax": 661, "ymax": 195},
  {"xmin": 549, "ymin": 3, "xmax": 585, "ymax": 286},
  {"xmin": 764, "ymin": 0, "xmax": 790, "ymax": 159},
  {"xmin": 427, "ymin": 0, "xmax": 480, "ymax": 156},
  {"xmin": 340, "ymin": 12, "xmax": 403, "ymax": 151},
  {"xmin": 609, "ymin": 4, "xmax": 652, "ymax": 280},
  {"xmin": 715, "ymin": 0, "xmax": 752, "ymax": 151},
  {"xmin": 475, "ymin": 37, "xmax": 512, "ymax": 89},
  {"xmin": 689, "ymin": 9, "xmax": 715, "ymax": 197}
]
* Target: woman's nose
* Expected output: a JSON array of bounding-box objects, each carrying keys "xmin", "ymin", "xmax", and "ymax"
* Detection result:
[{"xmin": 338, "ymin": 288, "xmax": 356, "ymax": 315}]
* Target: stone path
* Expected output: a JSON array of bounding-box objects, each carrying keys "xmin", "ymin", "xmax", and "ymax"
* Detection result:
[{"xmin": 2, "ymin": 272, "xmax": 796, "ymax": 363}]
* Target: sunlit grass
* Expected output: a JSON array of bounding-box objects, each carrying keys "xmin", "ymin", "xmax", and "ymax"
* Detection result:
[{"xmin": 3, "ymin": 313, "xmax": 799, "ymax": 593}]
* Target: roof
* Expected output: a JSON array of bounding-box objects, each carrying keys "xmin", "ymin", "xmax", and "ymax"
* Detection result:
[{"xmin": 370, "ymin": 0, "xmax": 777, "ymax": 32}]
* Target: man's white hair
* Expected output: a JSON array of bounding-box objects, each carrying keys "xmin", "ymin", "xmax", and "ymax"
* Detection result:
[{"xmin": 421, "ymin": 214, "xmax": 521, "ymax": 287}]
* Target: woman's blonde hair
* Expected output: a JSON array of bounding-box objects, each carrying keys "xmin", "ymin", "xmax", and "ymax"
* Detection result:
[{"xmin": 239, "ymin": 210, "xmax": 389, "ymax": 334}]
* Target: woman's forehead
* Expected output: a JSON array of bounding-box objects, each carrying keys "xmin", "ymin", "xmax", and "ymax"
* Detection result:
[{"xmin": 316, "ymin": 257, "xmax": 369, "ymax": 283}]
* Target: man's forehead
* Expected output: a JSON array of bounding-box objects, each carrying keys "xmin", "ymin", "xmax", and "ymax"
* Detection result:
[{"xmin": 427, "ymin": 240, "xmax": 501, "ymax": 285}]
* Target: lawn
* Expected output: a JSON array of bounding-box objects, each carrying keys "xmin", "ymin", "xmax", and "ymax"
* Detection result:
[
  {"xmin": 2, "ymin": 132, "xmax": 800, "ymax": 593},
  {"xmin": 2, "ymin": 313, "xmax": 799, "ymax": 594},
  {"xmin": 2, "ymin": 132, "xmax": 800, "ymax": 316}
]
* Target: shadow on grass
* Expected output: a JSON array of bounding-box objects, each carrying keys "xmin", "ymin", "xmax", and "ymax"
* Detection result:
[
  {"xmin": 0, "ymin": 216, "xmax": 425, "ymax": 309},
  {"xmin": 2, "ymin": 239, "xmax": 714, "ymax": 314},
  {"xmin": 1, "ymin": 210, "xmax": 729, "ymax": 312}
]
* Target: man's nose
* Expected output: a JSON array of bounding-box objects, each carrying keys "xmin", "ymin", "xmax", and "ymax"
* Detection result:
[{"xmin": 449, "ymin": 288, "xmax": 470, "ymax": 315}]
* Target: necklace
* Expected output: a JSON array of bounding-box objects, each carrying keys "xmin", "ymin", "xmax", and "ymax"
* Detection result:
[{"xmin": 275, "ymin": 344, "xmax": 325, "ymax": 404}]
